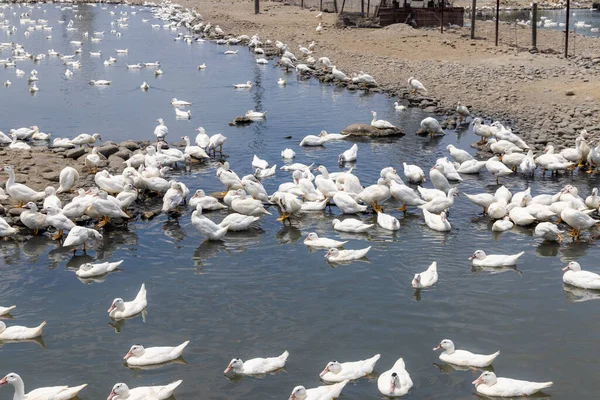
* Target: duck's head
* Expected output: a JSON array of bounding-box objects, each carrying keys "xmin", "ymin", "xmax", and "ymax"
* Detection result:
[
  {"xmin": 0, "ymin": 373, "xmax": 20, "ymax": 387},
  {"xmin": 472, "ymin": 371, "xmax": 497, "ymax": 387},
  {"xmin": 196, "ymin": 127, "xmax": 206, "ymax": 134},
  {"xmin": 411, "ymin": 274, "xmax": 421, "ymax": 288},
  {"xmin": 107, "ymin": 383, "xmax": 129, "ymax": 400},
  {"xmin": 107, "ymin": 298, "xmax": 124, "ymax": 313},
  {"xmin": 324, "ymin": 248, "xmax": 339, "ymax": 259},
  {"xmin": 433, "ymin": 339, "xmax": 454, "ymax": 352},
  {"xmin": 319, "ymin": 130, "xmax": 327, "ymax": 137},
  {"xmin": 92, "ymin": 133, "xmax": 102, "ymax": 141},
  {"xmin": 388, "ymin": 372, "xmax": 402, "ymax": 394},
  {"xmin": 124, "ymin": 344, "xmax": 145, "ymax": 360},
  {"xmin": 562, "ymin": 261, "xmax": 581, "ymax": 272},
  {"xmin": 24, "ymin": 201, "xmax": 38, "ymax": 211},
  {"xmin": 192, "ymin": 189, "xmax": 205, "ymax": 198},
  {"xmin": 289, "ymin": 386, "xmax": 307, "ymax": 400},
  {"xmin": 44, "ymin": 186, "xmax": 56, "ymax": 196},
  {"xmin": 78, "ymin": 263, "xmax": 94, "ymax": 272},
  {"xmin": 319, "ymin": 361, "xmax": 342, "ymax": 377},
  {"xmin": 42, "ymin": 206, "xmax": 60, "ymax": 215},
  {"xmin": 331, "ymin": 219, "xmax": 341, "ymax": 227},
  {"xmin": 468, "ymin": 250, "xmax": 486, "ymax": 260},
  {"xmin": 305, "ymin": 232, "xmax": 318, "ymax": 242},
  {"xmin": 224, "ymin": 358, "xmax": 243, "ymax": 374}
]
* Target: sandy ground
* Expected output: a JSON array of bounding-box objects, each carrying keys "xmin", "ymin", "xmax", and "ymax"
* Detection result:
[{"xmin": 178, "ymin": 0, "xmax": 600, "ymax": 149}]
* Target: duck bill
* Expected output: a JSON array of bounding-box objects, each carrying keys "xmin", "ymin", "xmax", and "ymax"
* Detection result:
[
  {"xmin": 289, "ymin": 395, "xmax": 296, "ymax": 400},
  {"xmin": 123, "ymin": 350, "xmax": 133, "ymax": 360},
  {"xmin": 0, "ymin": 377, "xmax": 7, "ymax": 386},
  {"xmin": 433, "ymin": 344, "xmax": 442, "ymax": 351},
  {"xmin": 472, "ymin": 377, "xmax": 484, "ymax": 385},
  {"xmin": 389, "ymin": 381, "xmax": 396, "ymax": 394},
  {"xmin": 562, "ymin": 265, "xmax": 570, "ymax": 271},
  {"xmin": 107, "ymin": 304, "xmax": 116, "ymax": 313},
  {"xmin": 223, "ymin": 364, "xmax": 233, "ymax": 374},
  {"xmin": 468, "ymin": 255, "xmax": 474, "ymax": 260},
  {"xmin": 107, "ymin": 390, "xmax": 117, "ymax": 400},
  {"xmin": 318, "ymin": 367, "xmax": 329, "ymax": 378}
]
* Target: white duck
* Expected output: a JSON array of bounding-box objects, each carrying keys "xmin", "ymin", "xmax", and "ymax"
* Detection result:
[
  {"xmin": 170, "ymin": 98, "xmax": 191, "ymax": 107},
  {"xmin": 562, "ymin": 261, "xmax": 600, "ymax": 290},
  {"xmin": 1, "ymin": 166, "xmax": 45, "ymax": 205},
  {"xmin": 420, "ymin": 117, "xmax": 445, "ymax": 136},
  {"xmin": 456, "ymin": 102, "xmax": 470, "ymax": 123},
  {"xmin": 300, "ymin": 133, "xmax": 327, "ymax": 146},
  {"xmin": 429, "ymin": 165, "xmax": 451, "ymax": 194},
  {"xmin": 252, "ymin": 155, "xmax": 269, "ymax": 170},
  {"xmin": 125, "ymin": 341, "xmax": 190, "ymax": 366},
  {"xmin": 585, "ymin": 188, "xmax": 600, "ymax": 209},
  {"xmin": 411, "ymin": 261, "xmax": 438, "ymax": 288},
  {"xmin": 107, "ymin": 380, "xmax": 182, "ymax": 400},
  {"xmin": 457, "ymin": 159, "xmax": 487, "ymax": 174},
  {"xmin": 0, "ymin": 373, "xmax": 87, "ymax": 400},
  {"xmin": 219, "ymin": 213, "xmax": 260, "ymax": 231},
  {"xmin": 43, "ymin": 206, "xmax": 75, "ymax": 240},
  {"xmin": 57, "ymin": 166, "xmax": 79, "ymax": 193},
  {"xmin": 486, "ymin": 156, "xmax": 513, "ymax": 183},
  {"xmin": 359, "ymin": 178, "xmax": 390, "ymax": 212},
  {"xmin": 0, "ymin": 305, "xmax": 16, "ymax": 316},
  {"xmin": 534, "ymin": 222, "xmax": 563, "ymax": 242},
  {"xmin": 419, "ymin": 188, "xmax": 458, "ymax": 214},
  {"xmin": 464, "ymin": 193, "xmax": 496, "ymax": 214},
  {"xmin": 560, "ymin": 203, "xmax": 599, "ymax": 239},
  {"xmin": 161, "ymin": 182, "xmax": 184, "ymax": 213},
  {"xmin": 338, "ymin": 143, "xmax": 358, "ymax": 164},
  {"xmin": 63, "ymin": 226, "xmax": 103, "ymax": 252},
  {"xmin": 492, "ymin": 216, "xmax": 514, "ymax": 232},
  {"xmin": 189, "ymin": 190, "xmax": 227, "ymax": 211},
  {"xmin": 76, "ymin": 260, "xmax": 123, "ymax": 278},
  {"xmin": 434, "ymin": 339, "xmax": 500, "ymax": 367},
  {"xmin": 377, "ymin": 211, "xmax": 400, "ymax": 231},
  {"xmin": 371, "ymin": 111, "xmax": 395, "ymax": 129},
  {"xmin": 224, "ymin": 351, "xmax": 289, "ymax": 374},
  {"xmin": 408, "ymin": 77, "xmax": 427, "ymax": 93},
  {"xmin": 403, "ymin": 162, "xmax": 425, "ymax": 183},
  {"xmin": 377, "ymin": 358, "xmax": 413, "ymax": 397},
  {"xmin": 319, "ymin": 354, "xmax": 380, "ymax": 382},
  {"xmin": 325, "ymin": 247, "xmax": 371, "ymax": 262},
  {"xmin": 422, "ymin": 209, "xmax": 451, "ymax": 232},
  {"xmin": 388, "ymin": 181, "xmax": 426, "ymax": 213},
  {"xmin": 472, "ymin": 371, "xmax": 552, "ymax": 397},
  {"xmin": 446, "ymin": 144, "xmax": 473, "ymax": 164},
  {"xmin": 281, "ymin": 148, "xmax": 295, "ymax": 159},
  {"xmin": 469, "ymin": 250, "xmax": 524, "ymax": 267},
  {"xmin": 87, "ymin": 190, "xmax": 130, "ymax": 226},
  {"xmin": 20, "ymin": 202, "xmax": 48, "ymax": 235},
  {"xmin": 304, "ymin": 233, "xmax": 347, "ymax": 248},
  {"xmin": 85, "ymin": 147, "xmax": 102, "ymax": 173},
  {"xmin": 108, "ymin": 283, "xmax": 147, "ymax": 319},
  {"xmin": 0, "ymin": 218, "xmax": 16, "ymax": 237},
  {"xmin": 288, "ymin": 381, "xmax": 348, "ymax": 400},
  {"xmin": 233, "ymin": 81, "xmax": 252, "ymax": 89},
  {"xmin": 154, "ymin": 118, "xmax": 168, "ymax": 142},
  {"xmin": 0, "ymin": 320, "xmax": 46, "ymax": 339},
  {"xmin": 332, "ymin": 218, "xmax": 373, "ymax": 233},
  {"xmin": 116, "ymin": 184, "xmax": 138, "ymax": 209},
  {"xmin": 181, "ymin": 136, "xmax": 209, "ymax": 160},
  {"xmin": 70, "ymin": 133, "xmax": 102, "ymax": 147},
  {"xmin": 332, "ymin": 192, "xmax": 366, "ymax": 214},
  {"xmin": 314, "ymin": 166, "xmax": 339, "ymax": 200},
  {"xmin": 394, "ymin": 102, "xmax": 406, "ymax": 111},
  {"xmin": 231, "ymin": 190, "xmax": 271, "ymax": 216},
  {"xmin": 192, "ymin": 205, "xmax": 229, "ymax": 240},
  {"xmin": 245, "ymin": 110, "xmax": 267, "ymax": 119}
]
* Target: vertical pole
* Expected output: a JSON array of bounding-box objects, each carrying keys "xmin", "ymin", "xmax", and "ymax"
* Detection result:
[
  {"xmin": 255, "ymin": 0, "xmax": 259, "ymax": 14},
  {"xmin": 531, "ymin": 2, "xmax": 537, "ymax": 52},
  {"xmin": 301, "ymin": 0, "xmax": 304, "ymax": 8},
  {"xmin": 470, "ymin": 0, "xmax": 476, "ymax": 39},
  {"xmin": 495, "ymin": 0, "xmax": 499, "ymax": 46},
  {"xmin": 367, "ymin": 0, "xmax": 370, "ymax": 16},
  {"xmin": 565, "ymin": 0, "xmax": 570, "ymax": 57},
  {"xmin": 320, "ymin": 0, "xmax": 323, "ymax": 11},
  {"xmin": 361, "ymin": 0, "xmax": 364, "ymax": 15},
  {"xmin": 441, "ymin": 0, "xmax": 444, "ymax": 33},
  {"xmin": 341, "ymin": 0, "xmax": 346, "ymax": 13},
  {"xmin": 334, "ymin": 0, "xmax": 338, "ymax": 13}
]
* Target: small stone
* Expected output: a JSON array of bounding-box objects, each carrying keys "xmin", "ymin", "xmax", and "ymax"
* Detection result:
[
  {"xmin": 42, "ymin": 171, "xmax": 61, "ymax": 182},
  {"xmin": 113, "ymin": 149, "xmax": 132, "ymax": 160},
  {"xmin": 8, "ymin": 208, "xmax": 24, "ymax": 217},
  {"xmin": 119, "ymin": 140, "xmax": 140, "ymax": 151},
  {"xmin": 66, "ymin": 148, "xmax": 86, "ymax": 159},
  {"xmin": 97, "ymin": 144, "xmax": 120, "ymax": 158},
  {"xmin": 142, "ymin": 211, "xmax": 155, "ymax": 220},
  {"xmin": 565, "ymin": 90, "xmax": 575, "ymax": 96}
]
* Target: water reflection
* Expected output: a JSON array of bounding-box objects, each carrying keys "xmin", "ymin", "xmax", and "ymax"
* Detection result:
[
  {"xmin": 563, "ymin": 285, "xmax": 600, "ymax": 303},
  {"xmin": 108, "ymin": 309, "xmax": 147, "ymax": 334}
]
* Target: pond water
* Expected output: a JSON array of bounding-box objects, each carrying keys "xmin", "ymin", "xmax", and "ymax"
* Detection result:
[
  {"xmin": 473, "ymin": 8, "xmax": 600, "ymax": 37},
  {"xmin": 1, "ymin": 3, "xmax": 600, "ymax": 400}
]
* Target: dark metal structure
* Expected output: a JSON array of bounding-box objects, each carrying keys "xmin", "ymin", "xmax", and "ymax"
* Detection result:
[{"xmin": 377, "ymin": 0, "xmax": 464, "ymax": 28}]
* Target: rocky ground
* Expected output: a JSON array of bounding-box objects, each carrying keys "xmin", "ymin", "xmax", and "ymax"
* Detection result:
[{"xmin": 175, "ymin": 0, "xmax": 600, "ymax": 151}]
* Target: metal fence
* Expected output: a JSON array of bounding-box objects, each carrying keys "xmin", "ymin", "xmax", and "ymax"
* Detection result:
[{"xmin": 284, "ymin": 0, "xmax": 376, "ymax": 15}]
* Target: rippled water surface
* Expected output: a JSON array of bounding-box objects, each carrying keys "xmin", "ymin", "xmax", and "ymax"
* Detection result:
[{"xmin": 1, "ymin": 3, "xmax": 600, "ymax": 399}]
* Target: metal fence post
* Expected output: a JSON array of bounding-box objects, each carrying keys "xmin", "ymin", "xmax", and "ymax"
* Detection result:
[
  {"xmin": 255, "ymin": 0, "xmax": 259, "ymax": 14},
  {"xmin": 441, "ymin": 0, "xmax": 444, "ymax": 33},
  {"xmin": 470, "ymin": 0, "xmax": 476, "ymax": 39},
  {"xmin": 565, "ymin": 0, "xmax": 570, "ymax": 57},
  {"xmin": 495, "ymin": 0, "xmax": 499, "ymax": 46},
  {"xmin": 531, "ymin": 1, "xmax": 537, "ymax": 52}
]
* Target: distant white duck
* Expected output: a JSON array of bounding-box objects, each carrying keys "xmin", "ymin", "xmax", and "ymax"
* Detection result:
[
  {"xmin": 429, "ymin": 164, "xmax": 451, "ymax": 193},
  {"xmin": 0, "ymin": 305, "xmax": 16, "ymax": 316},
  {"xmin": 371, "ymin": 111, "xmax": 395, "ymax": 129},
  {"xmin": 219, "ymin": 213, "xmax": 260, "ymax": 232},
  {"xmin": 486, "ymin": 156, "xmax": 513, "ymax": 183},
  {"xmin": 411, "ymin": 261, "xmax": 438, "ymax": 288},
  {"xmin": 333, "ymin": 191, "xmax": 367, "ymax": 214},
  {"xmin": 300, "ymin": 133, "xmax": 327, "ymax": 146},
  {"xmin": 140, "ymin": 82, "xmax": 150, "ymax": 90},
  {"xmin": 281, "ymin": 148, "xmax": 296, "ymax": 159},
  {"xmin": 534, "ymin": 222, "xmax": 563, "ymax": 242},
  {"xmin": 319, "ymin": 130, "xmax": 349, "ymax": 141},
  {"xmin": 377, "ymin": 358, "xmax": 413, "ymax": 397},
  {"xmin": 170, "ymin": 98, "xmax": 191, "ymax": 107},
  {"xmin": 125, "ymin": 341, "xmax": 190, "ymax": 366},
  {"xmin": 108, "ymin": 283, "xmax": 147, "ymax": 319},
  {"xmin": 377, "ymin": 211, "xmax": 400, "ymax": 231},
  {"xmin": 43, "ymin": 206, "xmax": 75, "ymax": 240},
  {"xmin": 0, "ymin": 218, "xmax": 17, "ymax": 237},
  {"xmin": 402, "ymin": 162, "xmax": 425, "ymax": 183},
  {"xmin": 338, "ymin": 143, "xmax": 358, "ymax": 164},
  {"xmin": 408, "ymin": 77, "xmax": 427, "ymax": 94},
  {"xmin": 585, "ymin": 188, "xmax": 600, "ymax": 209},
  {"xmin": 89, "ymin": 79, "xmax": 111, "ymax": 85},
  {"xmin": 182, "ymin": 136, "xmax": 209, "ymax": 160},
  {"xmin": 154, "ymin": 118, "xmax": 168, "ymax": 142},
  {"xmin": 175, "ymin": 108, "xmax": 191, "ymax": 119},
  {"xmin": 472, "ymin": 371, "xmax": 552, "ymax": 397},
  {"xmin": 246, "ymin": 110, "xmax": 267, "ymax": 119},
  {"xmin": 207, "ymin": 133, "xmax": 228, "ymax": 154},
  {"xmin": 561, "ymin": 204, "xmax": 599, "ymax": 239},
  {"xmin": 162, "ymin": 182, "xmax": 185, "ymax": 213},
  {"xmin": 224, "ymin": 351, "xmax": 289, "ymax": 375},
  {"xmin": 332, "ymin": 218, "xmax": 373, "ymax": 233},
  {"xmin": 456, "ymin": 102, "xmax": 470, "ymax": 123},
  {"xmin": 107, "ymin": 380, "xmax": 182, "ymax": 400},
  {"xmin": 469, "ymin": 250, "xmax": 524, "ymax": 267},
  {"xmin": 562, "ymin": 261, "xmax": 600, "ymax": 290},
  {"xmin": 319, "ymin": 354, "xmax": 380, "ymax": 382},
  {"xmin": 434, "ymin": 339, "xmax": 500, "ymax": 367},
  {"xmin": 422, "ymin": 209, "xmax": 451, "ymax": 232},
  {"xmin": 63, "ymin": 226, "xmax": 102, "ymax": 252},
  {"xmin": 231, "ymin": 190, "xmax": 271, "ymax": 216},
  {"xmin": 420, "ymin": 117, "xmax": 445, "ymax": 136},
  {"xmin": 234, "ymin": 81, "xmax": 252, "ymax": 89},
  {"xmin": 277, "ymin": 78, "xmax": 286, "ymax": 86},
  {"xmin": 394, "ymin": 102, "xmax": 406, "ymax": 111},
  {"xmin": 492, "ymin": 216, "xmax": 514, "ymax": 232},
  {"xmin": 325, "ymin": 246, "xmax": 371, "ymax": 262},
  {"xmin": 70, "ymin": 132, "xmax": 102, "ymax": 147},
  {"xmin": 304, "ymin": 233, "xmax": 347, "ymax": 248},
  {"xmin": 270, "ymin": 191, "xmax": 302, "ymax": 222},
  {"xmin": 0, "ymin": 373, "xmax": 87, "ymax": 400},
  {"xmin": 358, "ymin": 178, "xmax": 390, "ymax": 212},
  {"xmin": 288, "ymin": 381, "xmax": 348, "ymax": 400},
  {"xmin": 473, "ymin": 118, "xmax": 494, "ymax": 144},
  {"xmin": 0, "ymin": 320, "xmax": 46, "ymax": 340},
  {"xmin": 192, "ymin": 205, "xmax": 229, "ymax": 240},
  {"xmin": 76, "ymin": 260, "xmax": 123, "ymax": 278},
  {"xmin": 446, "ymin": 144, "xmax": 473, "ymax": 164},
  {"xmin": 20, "ymin": 202, "xmax": 48, "ymax": 235}
]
